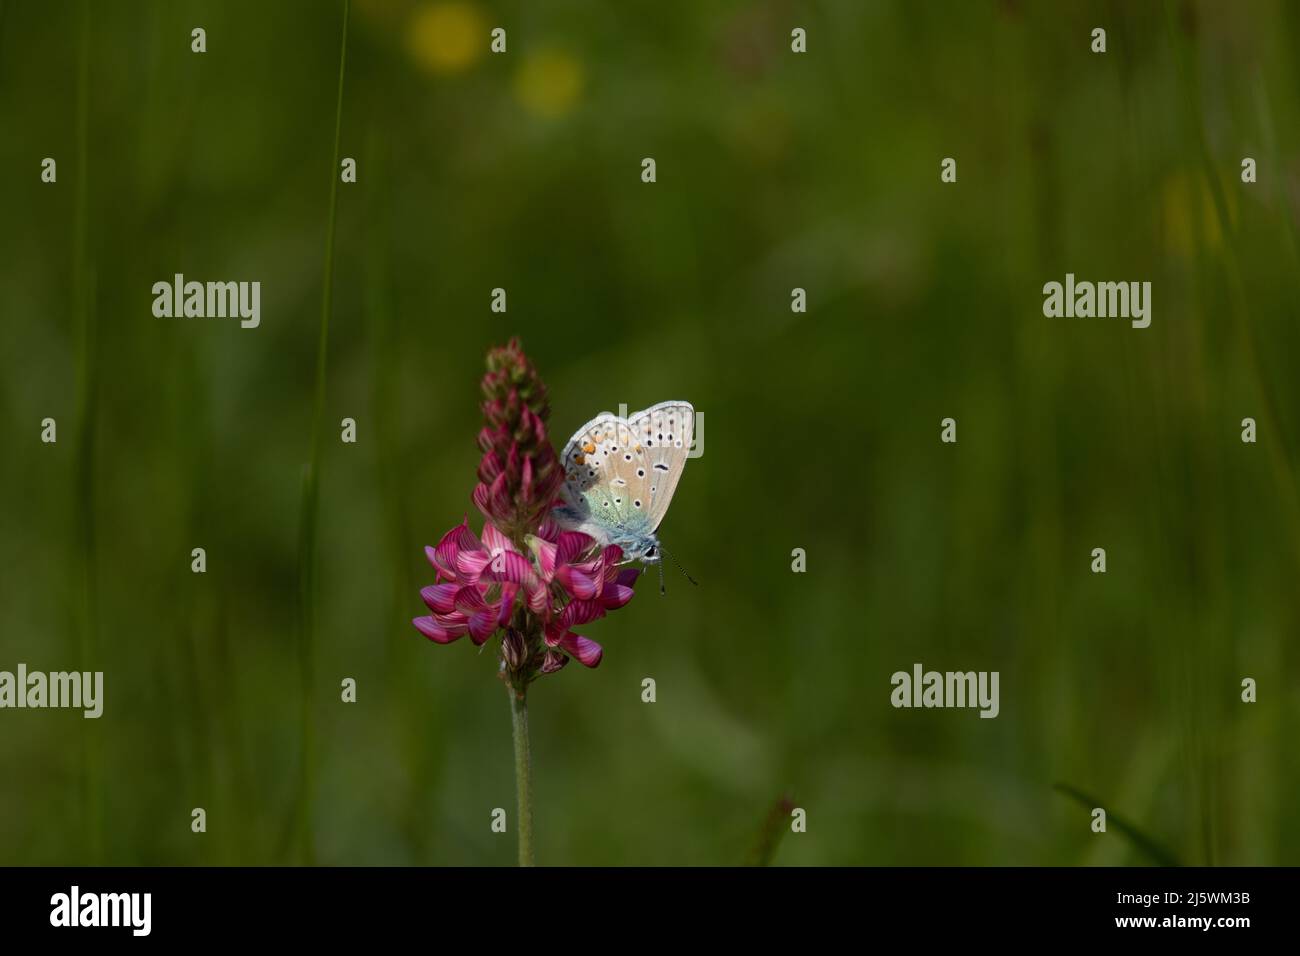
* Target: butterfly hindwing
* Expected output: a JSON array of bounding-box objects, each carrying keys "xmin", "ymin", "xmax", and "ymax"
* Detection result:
[{"xmin": 560, "ymin": 413, "xmax": 644, "ymax": 533}]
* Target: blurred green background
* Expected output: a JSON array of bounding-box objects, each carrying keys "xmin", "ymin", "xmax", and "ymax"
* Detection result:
[{"xmin": 2, "ymin": 0, "xmax": 1299, "ymax": 866}]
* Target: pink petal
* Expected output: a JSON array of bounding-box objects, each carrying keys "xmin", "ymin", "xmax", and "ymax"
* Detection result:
[
  {"xmin": 496, "ymin": 583, "xmax": 519, "ymax": 627},
  {"xmin": 559, "ymin": 632, "xmax": 603, "ymax": 667},
  {"xmin": 560, "ymin": 599, "xmax": 606, "ymax": 631},
  {"xmin": 430, "ymin": 610, "xmax": 470, "ymax": 629},
  {"xmin": 544, "ymin": 603, "xmax": 604, "ymax": 647},
  {"xmin": 472, "ymin": 483, "xmax": 494, "ymax": 521},
  {"xmin": 601, "ymin": 544, "xmax": 626, "ymax": 567},
  {"xmin": 413, "ymin": 616, "xmax": 465, "ymax": 644},
  {"xmin": 480, "ymin": 522, "xmax": 517, "ymax": 555},
  {"xmin": 556, "ymin": 531, "xmax": 595, "ymax": 567},
  {"xmin": 490, "ymin": 472, "xmax": 511, "ymax": 509},
  {"xmin": 453, "ymin": 585, "xmax": 491, "ymax": 614},
  {"xmin": 598, "ymin": 566, "xmax": 640, "ymax": 607},
  {"xmin": 556, "ymin": 564, "xmax": 601, "ymax": 600},
  {"xmin": 570, "ymin": 555, "xmax": 604, "ymax": 576},
  {"xmin": 432, "ymin": 520, "xmax": 479, "ymax": 580},
  {"xmin": 455, "ymin": 550, "xmax": 492, "ymax": 581},
  {"xmin": 529, "ymin": 536, "xmax": 558, "ymax": 581},
  {"xmin": 420, "ymin": 584, "xmax": 459, "ymax": 614},
  {"xmin": 484, "ymin": 550, "xmax": 536, "ymax": 585},
  {"xmin": 485, "ymin": 552, "xmax": 548, "ymax": 615},
  {"xmin": 524, "ymin": 580, "xmax": 550, "ymax": 616},
  {"xmin": 598, "ymin": 579, "xmax": 637, "ymax": 609},
  {"xmin": 467, "ymin": 610, "xmax": 499, "ymax": 644},
  {"xmin": 544, "ymin": 608, "xmax": 588, "ymax": 647},
  {"xmin": 477, "ymin": 450, "xmax": 503, "ymax": 484},
  {"xmin": 520, "ymin": 454, "xmax": 534, "ymax": 498}
]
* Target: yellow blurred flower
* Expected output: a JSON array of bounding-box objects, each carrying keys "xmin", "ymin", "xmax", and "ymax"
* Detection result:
[
  {"xmin": 514, "ymin": 49, "xmax": 584, "ymax": 119},
  {"xmin": 407, "ymin": 2, "xmax": 485, "ymax": 74}
]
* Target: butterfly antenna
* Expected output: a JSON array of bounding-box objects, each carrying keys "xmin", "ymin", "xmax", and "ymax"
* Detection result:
[
  {"xmin": 658, "ymin": 558, "xmax": 666, "ymax": 596},
  {"xmin": 658, "ymin": 542, "xmax": 698, "ymax": 587}
]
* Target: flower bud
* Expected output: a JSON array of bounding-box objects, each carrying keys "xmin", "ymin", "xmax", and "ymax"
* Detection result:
[
  {"xmin": 539, "ymin": 649, "xmax": 569, "ymax": 674},
  {"xmin": 500, "ymin": 628, "xmax": 527, "ymax": 671}
]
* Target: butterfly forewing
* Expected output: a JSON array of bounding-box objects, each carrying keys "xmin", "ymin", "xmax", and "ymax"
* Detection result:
[{"xmin": 627, "ymin": 401, "xmax": 693, "ymax": 530}]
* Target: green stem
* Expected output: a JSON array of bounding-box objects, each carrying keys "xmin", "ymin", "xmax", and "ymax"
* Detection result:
[{"xmin": 510, "ymin": 688, "xmax": 535, "ymax": 866}]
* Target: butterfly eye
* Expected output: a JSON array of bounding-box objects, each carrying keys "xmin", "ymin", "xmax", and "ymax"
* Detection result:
[{"xmin": 646, "ymin": 546, "xmax": 656, "ymax": 558}]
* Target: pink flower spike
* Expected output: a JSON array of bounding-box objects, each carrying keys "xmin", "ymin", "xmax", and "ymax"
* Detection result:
[{"xmin": 416, "ymin": 342, "xmax": 652, "ymax": 676}]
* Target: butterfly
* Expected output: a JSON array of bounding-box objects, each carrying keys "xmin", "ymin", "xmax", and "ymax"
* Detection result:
[{"xmin": 553, "ymin": 401, "xmax": 695, "ymax": 568}]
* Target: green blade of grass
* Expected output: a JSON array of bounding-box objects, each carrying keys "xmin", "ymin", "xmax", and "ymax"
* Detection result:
[
  {"xmin": 1054, "ymin": 783, "xmax": 1183, "ymax": 867},
  {"xmin": 72, "ymin": 0, "xmax": 103, "ymax": 865},
  {"xmin": 295, "ymin": 0, "xmax": 350, "ymax": 866}
]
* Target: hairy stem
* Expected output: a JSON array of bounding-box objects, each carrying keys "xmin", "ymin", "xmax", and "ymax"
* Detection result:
[{"xmin": 510, "ymin": 687, "xmax": 535, "ymax": 866}]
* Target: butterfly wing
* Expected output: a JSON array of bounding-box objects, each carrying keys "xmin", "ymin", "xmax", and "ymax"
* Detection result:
[
  {"xmin": 558, "ymin": 401, "xmax": 694, "ymax": 537},
  {"xmin": 559, "ymin": 412, "xmax": 642, "ymax": 534},
  {"xmin": 627, "ymin": 401, "xmax": 693, "ymax": 531}
]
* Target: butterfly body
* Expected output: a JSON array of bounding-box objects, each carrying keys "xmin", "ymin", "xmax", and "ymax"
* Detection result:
[{"xmin": 554, "ymin": 400, "xmax": 694, "ymax": 564}]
